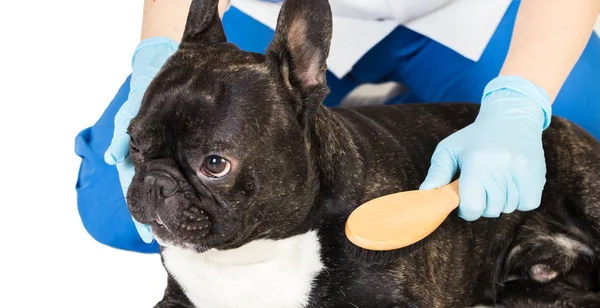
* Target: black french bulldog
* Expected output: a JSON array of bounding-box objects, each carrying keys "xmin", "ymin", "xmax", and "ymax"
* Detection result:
[{"xmin": 125, "ymin": 0, "xmax": 600, "ymax": 307}]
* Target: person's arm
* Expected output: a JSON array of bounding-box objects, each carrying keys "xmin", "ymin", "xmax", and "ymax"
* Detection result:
[
  {"xmin": 499, "ymin": 0, "xmax": 600, "ymax": 102},
  {"xmin": 420, "ymin": 2, "xmax": 600, "ymax": 221},
  {"xmin": 140, "ymin": 0, "xmax": 230, "ymax": 42}
]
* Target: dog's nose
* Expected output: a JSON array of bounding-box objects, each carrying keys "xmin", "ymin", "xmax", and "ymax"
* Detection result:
[{"xmin": 144, "ymin": 171, "xmax": 179, "ymax": 203}]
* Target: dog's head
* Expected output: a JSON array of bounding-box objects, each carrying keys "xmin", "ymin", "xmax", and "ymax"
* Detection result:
[{"xmin": 126, "ymin": 0, "xmax": 333, "ymax": 251}]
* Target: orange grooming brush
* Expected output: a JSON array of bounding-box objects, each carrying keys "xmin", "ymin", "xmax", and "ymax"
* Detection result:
[{"xmin": 345, "ymin": 180, "xmax": 460, "ymax": 251}]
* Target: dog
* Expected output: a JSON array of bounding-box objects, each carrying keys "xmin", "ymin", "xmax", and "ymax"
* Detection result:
[{"xmin": 125, "ymin": 0, "xmax": 600, "ymax": 307}]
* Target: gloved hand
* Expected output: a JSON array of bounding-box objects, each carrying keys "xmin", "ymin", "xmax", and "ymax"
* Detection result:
[
  {"xmin": 104, "ymin": 36, "xmax": 179, "ymax": 243},
  {"xmin": 420, "ymin": 75, "xmax": 552, "ymax": 221}
]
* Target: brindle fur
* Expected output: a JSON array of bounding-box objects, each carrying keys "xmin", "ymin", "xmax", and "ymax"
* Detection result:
[{"xmin": 126, "ymin": 0, "xmax": 600, "ymax": 307}]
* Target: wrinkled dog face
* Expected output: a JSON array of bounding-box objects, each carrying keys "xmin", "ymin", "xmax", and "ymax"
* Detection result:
[{"xmin": 126, "ymin": 0, "xmax": 333, "ymax": 252}]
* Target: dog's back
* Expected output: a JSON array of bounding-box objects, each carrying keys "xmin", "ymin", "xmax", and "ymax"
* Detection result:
[{"xmin": 307, "ymin": 102, "xmax": 600, "ymax": 307}]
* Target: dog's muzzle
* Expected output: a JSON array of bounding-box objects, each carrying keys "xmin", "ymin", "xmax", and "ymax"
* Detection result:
[
  {"xmin": 136, "ymin": 161, "xmax": 213, "ymax": 241},
  {"xmin": 144, "ymin": 170, "xmax": 179, "ymax": 204}
]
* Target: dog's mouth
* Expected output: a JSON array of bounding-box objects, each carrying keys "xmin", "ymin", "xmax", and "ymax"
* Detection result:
[
  {"xmin": 154, "ymin": 209, "xmax": 212, "ymax": 232},
  {"xmin": 129, "ymin": 167, "xmax": 249, "ymax": 250},
  {"xmin": 149, "ymin": 199, "xmax": 225, "ymax": 250},
  {"xmin": 154, "ymin": 215, "xmax": 175, "ymax": 234}
]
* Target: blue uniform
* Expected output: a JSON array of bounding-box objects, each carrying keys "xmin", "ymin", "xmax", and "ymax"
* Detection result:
[{"xmin": 74, "ymin": 1, "xmax": 600, "ymax": 254}]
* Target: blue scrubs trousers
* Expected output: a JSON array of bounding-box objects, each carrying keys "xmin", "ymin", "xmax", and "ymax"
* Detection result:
[{"xmin": 74, "ymin": 1, "xmax": 600, "ymax": 254}]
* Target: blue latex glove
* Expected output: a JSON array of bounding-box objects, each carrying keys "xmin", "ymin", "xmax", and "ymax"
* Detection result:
[
  {"xmin": 104, "ymin": 37, "xmax": 179, "ymax": 243},
  {"xmin": 420, "ymin": 75, "xmax": 552, "ymax": 221}
]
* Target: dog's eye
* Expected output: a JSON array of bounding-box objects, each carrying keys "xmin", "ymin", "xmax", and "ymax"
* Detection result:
[
  {"xmin": 201, "ymin": 155, "xmax": 231, "ymax": 178},
  {"xmin": 129, "ymin": 136, "xmax": 139, "ymax": 153}
]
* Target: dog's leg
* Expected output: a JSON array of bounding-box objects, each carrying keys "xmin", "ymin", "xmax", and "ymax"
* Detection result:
[
  {"xmin": 154, "ymin": 275, "xmax": 194, "ymax": 308},
  {"xmin": 501, "ymin": 278, "xmax": 600, "ymax": 308},
  {"xmin": 499, "ymin": 231, "xmax": 600, "ymax": 307}
]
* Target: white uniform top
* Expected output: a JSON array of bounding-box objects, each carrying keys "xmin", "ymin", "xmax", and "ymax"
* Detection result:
[{"xmin": 231, "ymin": 0, "xmax": 513, "ymax": 78}]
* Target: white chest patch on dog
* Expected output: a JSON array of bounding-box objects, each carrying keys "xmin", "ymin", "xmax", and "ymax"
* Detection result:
[{"xmin": 161, "ymin": 231, "xmax": 324, "ymax": 308}]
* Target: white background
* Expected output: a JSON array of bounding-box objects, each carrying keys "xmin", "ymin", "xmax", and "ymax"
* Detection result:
[
  {"xmin": 0, "ymin": 1, "xmax": 166, "ymax": 307},
  {"xmin": 0, "ymin": 1, "xmax": 599, "ymax": 307}
]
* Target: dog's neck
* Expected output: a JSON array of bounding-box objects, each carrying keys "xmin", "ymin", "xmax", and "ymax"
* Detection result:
[
  {"xmin": 305, "ymin": 105, "xmax": 434, "ymax": 263},
  {"xmin": 307, "ymin": 105, "xmax": 364, "ymax": 207},
  {"xmin": 161, "ymin": 231, "xmax": 324, "ymax": 308},
  {"xmin": 168, "ymin": 231, "xmax": 322, "ymax": 265}
]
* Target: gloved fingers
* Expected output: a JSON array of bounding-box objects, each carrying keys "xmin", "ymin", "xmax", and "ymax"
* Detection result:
[
  {"xmin": 115, "ymin": 157, "xmax": 136, "ymax": 198},
  {"xmin": 419, "ymin": 148, "xmax": 458, "ymax": 190},
  {"xmin": 104, "ymin": 102, "xmax": 140, "ymax": 165},
  {"xmin": 481, "ymin": 177, "xmax": 506, "ymax": 218},
  {"xmin": 457, "ymin": 170, "xmax": 487, "ymax": 221},
  {"xmin": 117, "ymin": 153, "xmax": 154, "ymax": 244},
  {"xmin": 104, "ymin": 55, "xmax": 152, "ymax": 165},
  {"xmin": 104, "ymin": 130, "xmax": 130, "ymax": 165},
  {"xmin": 516, "ymin": 164, "xmax": 546, "ymax": 211},
  {"xmin": 502, "ymin": 174, "xmax": 520, "ymax": 214},
  {"xmin": 104, "ymin": 40, "xmax": 178, "ymax": 165},
  {"xmin": 132, "ymin": 218, "xmax": 154, "ymax": 244}
]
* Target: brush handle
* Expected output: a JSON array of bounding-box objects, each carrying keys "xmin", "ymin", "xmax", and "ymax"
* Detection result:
[
  {"xmin": 438, "ymin": 180, "xmax": 460, "ymax": 213},
  {"xmin": 345, "ymin": 179, "xmax": 462, "ymax": 251}
]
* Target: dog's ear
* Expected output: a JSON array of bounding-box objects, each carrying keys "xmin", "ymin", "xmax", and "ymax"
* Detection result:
[
  {"xmin": 181, "ymin": 0, "xmax": 227, "ymax": 45},
  {"xmin": 266, "ymin": 0, "xmax": 333, "ymax": 126}
]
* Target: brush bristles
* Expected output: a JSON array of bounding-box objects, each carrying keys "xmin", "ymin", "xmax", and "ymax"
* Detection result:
[{"xmin": 344, "ymin": 236, "xmax": 430, "ymax": 265}]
